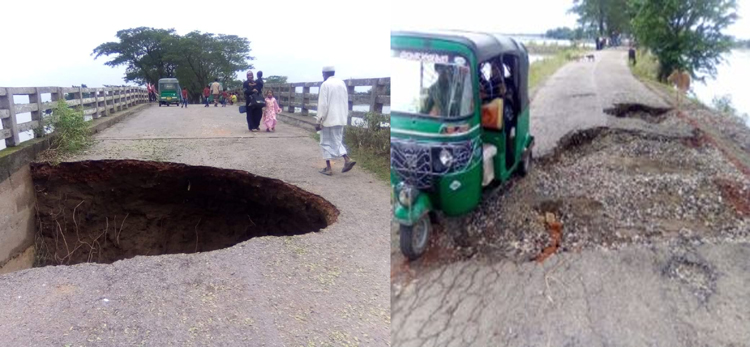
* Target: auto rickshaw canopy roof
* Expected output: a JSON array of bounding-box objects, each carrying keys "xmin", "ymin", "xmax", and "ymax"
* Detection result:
[
  {"xmin": 158, "ymin": 78, "xmax": 179, "ymax": 88},
  {"xmin": 391, "ymin": 29, "xmax": 529, "ymax": 63}
]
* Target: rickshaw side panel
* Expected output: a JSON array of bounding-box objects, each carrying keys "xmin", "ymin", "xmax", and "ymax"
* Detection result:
[
  {"xmin": 515, "ymin": 107, "xmax": 532, "ymax": 167},
  {"xmin": 482, "ymin": 130, "xmax": 511, "ymax": 181},
  {"xmin": 437, "ymin": 160, "xmax": 483, "ymax": 216}
]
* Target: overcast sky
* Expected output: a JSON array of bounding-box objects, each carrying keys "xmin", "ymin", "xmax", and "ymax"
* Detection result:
[
  {"xmin": 0, "ymin": 0, "xmax": 748, "ymax": 88},
  {"xmin": 392, "ymin": 0, "xmax": 750, "ymax": 39},
  {"xmin": 0, "ymin": 0, "xmax": 391, "ymax": 88}
]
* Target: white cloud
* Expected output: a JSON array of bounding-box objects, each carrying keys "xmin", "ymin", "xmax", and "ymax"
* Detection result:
[{"xmin": 0, "ymin": 0, "xmax": 390, "ymax": 87}]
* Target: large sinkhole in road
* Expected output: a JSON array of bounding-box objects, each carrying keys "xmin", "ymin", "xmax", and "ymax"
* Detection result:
[{"xmin": 31, "ymin": 160, "xmax": 339, "ymax": 266}]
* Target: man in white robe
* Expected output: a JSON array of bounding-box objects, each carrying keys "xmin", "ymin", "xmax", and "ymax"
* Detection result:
[{"xmin": 316, "ymin": 66, "xmax": 356, "ymax": 176}]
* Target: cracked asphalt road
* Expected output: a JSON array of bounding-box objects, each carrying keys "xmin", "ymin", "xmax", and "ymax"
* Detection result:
[
  {"xmin": 391, "ymin": 49, "xmax": 750, "ymax": 347},
  {"xmin": 0, "ymin": 105, "xmax": 391, "ymax": 346}
]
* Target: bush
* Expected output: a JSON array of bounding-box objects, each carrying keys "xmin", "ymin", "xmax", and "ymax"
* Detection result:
[
  {"xmin": 44, "ymin": 99, "xmax": 93, "ymax": 154},
  {"xmin": 344, "ymin": 112, "xmax": 389, "ymax": 157}
]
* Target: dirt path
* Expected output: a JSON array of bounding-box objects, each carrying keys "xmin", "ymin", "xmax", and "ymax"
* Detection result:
[
  {"xmin": 0, "ymin": 104, "xmax": 391, "ymax": 346},
  {"xmin": 392, "ymin": 49, "xmax": 750, "ymax": 346}
]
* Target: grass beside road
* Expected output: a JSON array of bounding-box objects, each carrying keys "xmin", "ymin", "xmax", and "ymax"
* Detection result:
[
  {"xmin": 630, "ymin": 49, "xmax": 660, "ymax": 83},
  {"xmin": 311, "ymin": 113, "xmax": 390, "ymax": 182},
  {"xmin": 529, "ymin": 47, "xmax": 589, "ymax": 91}
]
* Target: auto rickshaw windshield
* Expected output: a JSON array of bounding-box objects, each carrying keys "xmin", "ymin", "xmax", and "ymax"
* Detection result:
[
  {"xmin": 160, "ymin": 83, "xmax": 177, "ymax": 90},
  {"xmin": 391, "ymin": 49, "xmax": 473, "ymax": 118}
]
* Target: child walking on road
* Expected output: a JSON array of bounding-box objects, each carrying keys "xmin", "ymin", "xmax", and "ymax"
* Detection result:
[{"xmin": 263, "ymin": 90, "xmax": 281, "ymax": 132}]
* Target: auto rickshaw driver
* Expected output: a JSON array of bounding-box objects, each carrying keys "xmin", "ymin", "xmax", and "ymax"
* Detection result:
[{"xmin": 422, "ymin": 64, "xmax": 457, "ymax": 116}]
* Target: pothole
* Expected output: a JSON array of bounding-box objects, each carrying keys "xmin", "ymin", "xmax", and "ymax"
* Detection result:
[
  {"xmin": 603, "ymin": 103, "xmax": 672, "ymax": 123},
  {"xmin": 31, "ymin": 160, "xmax": 339, "ymax": 266},
  {"xmin": 662, "ymin": 253, "xmax": 717, "ymax": 304}
]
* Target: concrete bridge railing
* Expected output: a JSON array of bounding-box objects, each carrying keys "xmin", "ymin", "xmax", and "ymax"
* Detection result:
[
  {"xmin": 265, "ymin": 77, "xmax": 390, "ymax": 126},
  {"xmin": 0, "ymin": 86, "xmax": 148, "ymax": 148}
]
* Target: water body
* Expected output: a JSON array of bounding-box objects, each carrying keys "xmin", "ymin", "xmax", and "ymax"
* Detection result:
[{"xmin": 692, "ymin": 49, "xmax": 750, "ymax": 127}]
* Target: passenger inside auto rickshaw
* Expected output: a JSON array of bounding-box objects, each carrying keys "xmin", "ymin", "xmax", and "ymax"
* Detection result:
[{"xmin": 479, "ymin": 58, "xmax": 519, "ymax": 167}]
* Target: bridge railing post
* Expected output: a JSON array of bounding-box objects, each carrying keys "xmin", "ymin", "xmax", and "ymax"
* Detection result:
[
  {"xmin": 301, "ymin": 85, "xmax": 310, "ymax": 115},
  {"xmin": 346, "ymin": 80, "xmax": 355, "ymax": 126},
  {"xmin": 370, "ymin": 79, "xmax": 384, "ymax": 114},
  {"xmin": 0, "ymin": 88, "xmax": 19, "ymax": 147},
  {"xmin": 287, "ymin": 84, "xmax": 295, "ymax": 113},
  {"xmin": 29, "ymin": 87, "xmax": 44, "ymax": 137},
  {"xmin": 74, "ymin": 88, "xmax": 83, "ymax": 111},
  {"xmin": 93, "ymin": 88, "xmax": 101, "ymax": 119},
  {"xmin": 102, "ymin": 88, "xmax": 110, "ymax": 116}
]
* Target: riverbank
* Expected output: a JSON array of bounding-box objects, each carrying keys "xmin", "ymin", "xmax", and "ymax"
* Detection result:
[{"xmin": 630, "ymin": 49, "xmax": 750, "ymax": 127}]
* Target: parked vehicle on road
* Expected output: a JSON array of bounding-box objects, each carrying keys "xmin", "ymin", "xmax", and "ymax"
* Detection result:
[
  {"xmin": 391, "ymin": 29, "xmax": 535, "ymax": 260},
  {"xmin": 158, "ymin": 78, "xmax": 181, "ymax": 107}
]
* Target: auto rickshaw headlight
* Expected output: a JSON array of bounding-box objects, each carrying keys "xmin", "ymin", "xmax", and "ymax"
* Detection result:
[
  {"xmin": 396, "ymin": 182, "xmax": 417, "ymax": 207},
  {"xmin": 439, "ymin": 148, "xmax": 454, "ymax": 167}
]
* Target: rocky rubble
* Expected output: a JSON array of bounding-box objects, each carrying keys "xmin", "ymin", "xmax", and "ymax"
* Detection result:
[{"xmin": 463, "ymin": 112, "xmax": 750, "ymax": 263}]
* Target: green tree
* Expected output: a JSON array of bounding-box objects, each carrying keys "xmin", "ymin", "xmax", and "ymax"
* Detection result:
[
  {"xmin": 570, "ymin": 0, "xmax": 631, "ymax": 38},
  {"xmin": 93, "ymin": 28, "xmax": 253, "ymax": 101},
  {"xmin": 173, "ymin": 31, "xmax": 253, "ymax": 98},
  {"xmin": 630, "ymin": 0, "xmax": 738, "ymax": 82},
  {"xmin": 265, "ymin": 75, "xmax": 288, "ymax": 84},
  {"xmin": 92, "ymin": 27, "xmax": 179, "ymax": 85}
]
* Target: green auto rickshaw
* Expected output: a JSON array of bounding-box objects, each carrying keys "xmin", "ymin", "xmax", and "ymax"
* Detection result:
[
  {"xmin": 158, "ymin": 78, "xmax": 181, "ymax": 107},
  {"xmin": 391, "ymin": 30, "xmax": 535, "ymax": 260}
]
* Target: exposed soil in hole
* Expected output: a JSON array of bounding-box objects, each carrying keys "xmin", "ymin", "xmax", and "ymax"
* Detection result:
[
  {"xmin": 603, "ymin": 103, "xmax": 672, "ymax": 123},
  {"xmin": 32, "ymin": 160, "xmax": 339, "ymax": 266},
  {"xmin": 715, "ymin": 178, "xmax": 750, "ymax": 217}
]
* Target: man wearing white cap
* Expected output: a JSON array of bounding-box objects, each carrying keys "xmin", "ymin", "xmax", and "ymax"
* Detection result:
[{"xmin": 316, "ymin": 65, "xmax": 356, "ymax": 176}]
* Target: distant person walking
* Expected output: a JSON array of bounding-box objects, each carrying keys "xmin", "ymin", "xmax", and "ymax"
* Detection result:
[
  {"xmin": 221, "ymin": 89, "xmax": 228, "ymax": 107},
  {"xmin": 181, "ymin": 87, "xmax": 188, "ymax": 108},
  {"xmin": 263, "ymin": 90, "xmax": 281, "ymax": 132},
  {"xmin": 316, "ymin": 66, "xmax": 355, "ymax": 176},
  {"xmin": 628, "ymin": 44, "xmax": 637, "ymax": 66},
  {"xmin": 211, "ymin": 79, "xmax": 221, "ymax": 107},
  {"xmin": 203, "ymin": 85, "xmax": 210, "ymax": 107}
]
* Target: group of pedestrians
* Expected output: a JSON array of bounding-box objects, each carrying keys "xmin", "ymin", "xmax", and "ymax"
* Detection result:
[
  {"xmin": 155, "ymin": 66, "xmax": 353, "ymax": 176},
  {"xmin": 238, "ymin": 66, "xmax": 354, "ymax": 175},
  {"xmin": 201, "ymin": 82, "xmax": 238, "ymax": 108}
]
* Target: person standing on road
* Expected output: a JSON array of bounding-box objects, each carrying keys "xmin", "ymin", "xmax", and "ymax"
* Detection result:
[
  {"xmin": 211, "ymin": 79, "xmax": 221, "ymax": 107},
  {"xmin": 203, "ymin": 85, "xmax": 210, "ymax": 107},
  {"xmin": 316, "ymin": 66, "xmax": 355, "ymax": 176},
  {"xmin": 243, "ymin": 71, "xmax": 260, "ymax": 132},
  {"xmin": 181, "ymin": 87, "xmax": 188, "ymax": 108},
  {"xmin": 251, "ymin": 71, "xmax": 265, "ymax": 130},
  {"xmin": 263, "ymin": 90, "xmax": 281, "ymax": 132},
  {"xmin": 221, "ymin": 89, "xmax": 229, "ymax": 107}
]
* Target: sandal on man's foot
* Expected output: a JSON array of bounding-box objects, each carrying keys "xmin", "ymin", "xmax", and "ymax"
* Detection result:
[
  {"xmin": 319, "ymin": 168, "xmax": 333, "ymax": 176},
  {"xmin": 342, "ymin": 161, "xmax": 357, "ymax": 173}
]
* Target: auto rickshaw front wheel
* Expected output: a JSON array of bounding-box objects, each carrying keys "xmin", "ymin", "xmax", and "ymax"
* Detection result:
[
  {"xmin": 400, "ymin": 214, "xmax": 432, "ymax": 261},
  {"xmin": 519, "ymin": 148, "xmax": 533, "ymax": 177}
]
